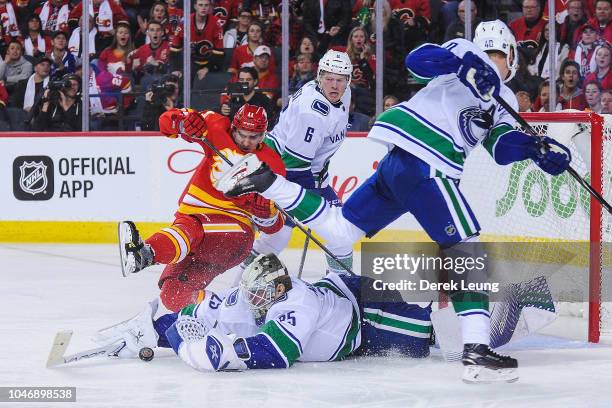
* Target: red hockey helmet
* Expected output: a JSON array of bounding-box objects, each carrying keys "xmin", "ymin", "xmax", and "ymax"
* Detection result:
[{"xmin": 232, "ymin": 104, "xmax": 268, "ymax": 133}]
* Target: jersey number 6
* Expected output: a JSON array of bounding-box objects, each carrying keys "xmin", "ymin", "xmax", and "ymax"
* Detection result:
[{"xmin": 304, "ymin": 127, "xmax": 314, "ymax": 143}]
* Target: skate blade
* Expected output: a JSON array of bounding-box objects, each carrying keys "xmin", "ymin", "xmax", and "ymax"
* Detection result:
[
  {"xmin": 462, "ymin": 365, "xmax": 519, "ymax": 384},
  {"xmin": 118, "ymin": 222, "xmax": 135, "ymax": 277}
]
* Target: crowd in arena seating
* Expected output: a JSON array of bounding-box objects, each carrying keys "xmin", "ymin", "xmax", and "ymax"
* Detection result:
[{"xmin": 0, "ymin": 0, "xmax": 609, "ymax": 131}]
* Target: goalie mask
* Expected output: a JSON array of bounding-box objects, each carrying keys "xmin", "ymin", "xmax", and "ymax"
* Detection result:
[
  {"xmin": 240, "ymin": 254, "xmax": 291, "ymax": 317},
  {"xmin": 474, "ymin": 20, "xmax": 518, "ymax": 83}
]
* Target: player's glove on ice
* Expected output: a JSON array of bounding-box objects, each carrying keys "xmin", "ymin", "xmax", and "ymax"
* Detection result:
[{"xmin": 458, "ymin": 51, "xmax": 500, "ymax": 102}]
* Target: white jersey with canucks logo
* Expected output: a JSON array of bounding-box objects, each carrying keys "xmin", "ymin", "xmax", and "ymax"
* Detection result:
[
  {"xmin": 194, "ymin": 273, "xmax": 360, "ymax": 367},
  {"xmin": 369, "ymin": 38, "xmax": 519, "ymax": 179},
  {"xmin": 266, "ymin": 80, "xmax": 351, "ymax": 187}
]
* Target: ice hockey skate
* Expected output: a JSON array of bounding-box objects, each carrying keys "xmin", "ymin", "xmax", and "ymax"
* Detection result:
[
  {"xmin": 118, "ymin": 221, "xmax": 154, "ymax": 277},
  {"xmin": 462, "ymin": 343, "xmax": 519, "ymax": 383}
]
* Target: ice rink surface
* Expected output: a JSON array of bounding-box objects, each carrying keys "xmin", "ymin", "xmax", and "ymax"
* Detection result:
[{"xmin": 2, "ymin": 244, "xmax": 612, "ymax": 408}]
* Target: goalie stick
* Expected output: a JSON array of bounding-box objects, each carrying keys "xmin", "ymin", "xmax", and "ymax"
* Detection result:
[
  {"xmin": 191, "ymin": 132, "xmax": 355, "ymax": 275},
  {"xmin": 46, "ymin": 331, "xmax": 126, "ymax": 367},
  {"xmin": 494, "ymin": 95, "xmax": 612, "ymax": 215}
]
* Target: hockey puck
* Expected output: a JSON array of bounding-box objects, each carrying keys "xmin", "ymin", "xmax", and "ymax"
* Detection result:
[{"xmin": 138, "ymin": 347, "xmax": 154, "ymax": 362}]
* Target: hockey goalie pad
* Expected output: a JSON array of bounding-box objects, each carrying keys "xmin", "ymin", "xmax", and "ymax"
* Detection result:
[{"xmin": 432, "ymin": 276, "xmax": 557, "ymax": 361}]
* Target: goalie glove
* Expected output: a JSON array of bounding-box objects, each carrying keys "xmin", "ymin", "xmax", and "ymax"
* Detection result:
[
  {"xmin": 493, "ymin": 131, "xmax": 571, "ymax": 176},
  {"xmin": 457, "ymin": 51, "xmax": 500, "ymax": 102},
  {"xmin": 166, "ymin": 319, "xmax": 247, "ymax": 372}
]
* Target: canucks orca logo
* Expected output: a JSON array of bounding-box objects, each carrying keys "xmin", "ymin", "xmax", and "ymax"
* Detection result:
[{"xmin": 457, "ymin": 105, "xmax": 495, "ymax": 147}]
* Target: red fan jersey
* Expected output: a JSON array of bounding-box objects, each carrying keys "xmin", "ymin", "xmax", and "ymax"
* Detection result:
[
  {"xmin": 228, "ymin": 43, "xmax": 277, "ymax": 72},
  {"xmin": 69, "ymin": 0, "xmax": 128, "ymax": 34},
  {"xmin": 212, "ymin": 0, "xmax": 238, "ymax": 30},
  {"xmin": 389, "ymin": 0, "xmax": 431, "ymax": 24},
  {"xmin": 92, "ymin": 68, "xmax": 133, "ymax": 113},
  {"xmin": 128, "ymin": 41, "xmax": 170, "ymax": 73},
  {"xmin": 168, "ymin": 110, "xmax": 286, "ymax": 229},
  {"xmin": 509, "ymin": 17, "xmax": 547, "ymax": 48},
  {"xmin": 170, "ymin": 13, "xmax": 223, "ymax": 66},
  {"xmin": 98, "ymin": 46, "xmax": 130, "ymax": 75}
]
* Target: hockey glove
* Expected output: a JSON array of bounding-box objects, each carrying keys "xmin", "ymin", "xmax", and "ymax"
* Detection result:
[
  {"xmin": 458, "ymin": 51, "xmax": 500, "ymax": 102},
  {"xmin": 493, "ymin": 131, "xmax": 571, "ymax": 176},
  {"xmin": 182, "ymin": 110, "xmax": 208, "ymax": 139},
  {"xmin": 530, "ymin": 136, "xmax": 572, "ymax": 176},
  {"xmin": 236, "ymin": 193, "xmax": 283, "ymax": 234}
]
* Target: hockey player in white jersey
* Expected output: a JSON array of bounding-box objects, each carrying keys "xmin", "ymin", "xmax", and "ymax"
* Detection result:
[
  {"xmin": 240, "ymin": 50, "xmax": 353, "ymax": 277},
  {"xmin": 94, "ymin": 254, "xmax": 433, "ymax": 371},
  {"xmin": 214, "ymin": 20, "xmax": 572, "ymax": 383}
]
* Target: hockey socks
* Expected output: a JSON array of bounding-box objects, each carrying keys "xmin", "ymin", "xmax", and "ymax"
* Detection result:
[{"xmin": 146, "ymin": 216, "xmax": 204, "ymax": 264}]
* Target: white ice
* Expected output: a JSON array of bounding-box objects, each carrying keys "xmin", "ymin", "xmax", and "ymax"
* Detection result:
[{"xmin": 2, "ymin": 244, "xmax": 612, "ymax": 408}]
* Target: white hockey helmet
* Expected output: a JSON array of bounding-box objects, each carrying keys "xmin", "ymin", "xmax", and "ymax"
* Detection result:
[
  {"xmin": 317, "ymin": 49, "xmax": 353, "ymax": 86},
  {"xmin": 474, "ymin": 19, "xmax": 519, "ymax": 83},
  {"xmin": 240, "ymin": 254, "xmax": 291, "ymax": 315}
]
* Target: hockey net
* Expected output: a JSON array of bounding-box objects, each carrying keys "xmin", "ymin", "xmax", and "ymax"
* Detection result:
[{"xmin": 460, "ymin": 111, "xmax": 611, "ymax": 343}]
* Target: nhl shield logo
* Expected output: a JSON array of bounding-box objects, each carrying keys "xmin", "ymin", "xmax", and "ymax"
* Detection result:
[
  {"xmin": 13, "ymin": 156, "xmax": 54, "ymax": 201},
  {"xmin": 19, "ymin": 161, "xmax": 48, "ymax": 195}
]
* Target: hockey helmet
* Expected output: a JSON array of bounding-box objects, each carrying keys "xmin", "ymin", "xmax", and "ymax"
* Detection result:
[
  {"xmin": 474, "ymin": 20, "xmax": 518, "ymax": 83},
  {"xmin": 317, "ymin": 49, "xmax": 353, "ymax": 86},
  {"xmin": 232, "ymin": 104, "xmax": 268, "ymax": 133},
  {"xmin": 240, "ymin": 254, "xmax": 291, "ymax": 315}
]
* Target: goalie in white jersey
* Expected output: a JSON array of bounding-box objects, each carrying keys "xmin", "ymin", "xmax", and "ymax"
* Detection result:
[
  {"xmin": 214, "ymin": 20, "xmax": 573, "ymax": 383},
  {"xmin": 95, "ymin": 254, "xmax": 433, "ymax": 371},
  {"xmin": 239, "ymin": 50, "xmax": 353, "ymax": 278}
]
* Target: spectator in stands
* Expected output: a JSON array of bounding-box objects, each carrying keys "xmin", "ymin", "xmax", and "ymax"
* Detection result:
[
  {"xmin": 244, "ymin": 0, "xmax": 281, "ymax": 46},
  {"xmin": 165, "ymin": 0, "xmax": 184, "ymax": 33},
  {"xmin": 0, "ymin": 0, "xmax": 21, "ymax": 46},
  {"xmin": 383, "ymin": 94, "xmax": 399, "ymax": 111},
  {"xmin": 303, "ymin": 0, "xmax": 352, "ymax": 48},
  {"xmin": 584, "ymin": 43, "xmax": 611, "ymax": 89},
  {"xmin": 444, "ymin": 0, "xmax": 480, "ymax": 42},
  {"xmin": 68, "ymin": 0, "xmax": 129, "ymax": 52},
  {"xmin": 36, "ymin": 0, "xmax": 71, "ymax": 36},
  {"xmin": 212, "ymin": 0, "xmax": 239, "ymax": 32},
  {"xmin": 591, "ymin": 0, "xmax": 612, "ymax": 42},
  {"xmin": 136, "ymin": 1, "xmax": 170, "ymax": 47},
  {"xmin": 528, "ymin": 22, "xmax": 570, "ymax": 80},
  {"xmin": 48, "ymin": 31, "xmax": 76, "ymax": 78},
  {"xmin": 508, "ymin": 47, "xmax": 544, "ymax": 101},
  {"xmin": 98, "ymin": 22, "xmax": 134, "ymax": 77},
  {"xmin": 68, "ymin": 15, "xmax": 97, "ymax": 64},
  {"xmin": 10, "ymin": 55, "xmax": 51, "ymax": 113},
  {"xmin": 344, "ymin": 26, "xmax": 375, "ymax": 115},
  {"xmin": 532, "ymin": 81, "xmax": 554, "ymax": 112},
  {"xmin": 348, "ymin": 96, "xmax": 370, "ymax": 131},
  {"xmin": 87, "ymin": 63, "xmax": 133, "ymax": 127},
  {"xmin": 289, "ymin": 52, "xmax": 316, "ymax": 91},
  {"xmin": 516, "ymin": 90, "xmax": 533, "ymax": 112},
  {"xmin": 0, "ymin": 40, "xmax": 32, "ymax": 92},
  {"xmin": 170, "ymin": 0, "xmax": 224, "ymax": 80},
  {"xmin": 584, "ymin": 79, "xmax": 604, "ymax": 111},
  {"xmin": 129, "ymin": 20, "xmax": 170, "ymax": 86},
  {"xmin": 557, "ymin": 59, "xmax": 587, "ymax": 110},
  {"xmin": 30, "ymin": 72, "xmax": 81, "ymax": 131},
  {"xmin": 142, "ymin": 73, "xmax": 180, "ymax": 130},
  {"xmin": 220, "ymin": 66, "xmax": 272, "ymax": 120},
  {"xmin": 289, "ymin": 35, "xmax": 319, "ymax": 77},
  {"xmin": 252, "ymin": 45, "xmax": 279, "ymax": 100},
  {"xmin": 601, "ymin": 89, "xmax": 612, "ymax": 112},
  {"xmin": 228, "ymin": 21, "xmax": 276, "ymax": 75},
  {"xmin": 560, "ymin": 0, "xmax": 587, "ymax": 47},
  {"xmin": 509, "ymin": 0, "xmax": 547, "ymax": 49},
  {"xmin": 389, "ymin": 0, "xmax": 430, "ymax": 52},
  {"xmin": 569, "ymin": 22, "xmax": 602, "ymax": 77},
  {"xmin": 22, "ymin": 15, "xmax": 50, "ymax": 60},
  {"xmin": 224, "ymin": 9, "xmax": 252, "ymax": 48}
]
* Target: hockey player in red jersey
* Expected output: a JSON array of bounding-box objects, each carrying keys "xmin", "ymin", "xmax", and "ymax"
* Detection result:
[{"xmin": 118, "ymin": 104, "xmax": 286, "ymax": 312}]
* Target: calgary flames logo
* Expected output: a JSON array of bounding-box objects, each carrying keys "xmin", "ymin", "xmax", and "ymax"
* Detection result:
[
  {"xmin": 194, "ymin": 39, "xmax": 214, "ymax": 57},
  {"xmin": 210, "ymin": 149, "xmax": 245, "ymax": 185}
]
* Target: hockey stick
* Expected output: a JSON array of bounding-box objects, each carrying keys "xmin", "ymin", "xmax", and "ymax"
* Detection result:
[
  {"xmin": 494, "ymin": 95, "xmax": 612, "ymax": 215},
  {"xmin": 195, "ymin": 135, "xmax": 355, "ymax": 275},
  {"xmin": 46, "ymin": 331, "xmax": 125, "ymax": 367},
  {"xmin": 297, "ymin": 231, "xmax": 310, "ymax": 278}
]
